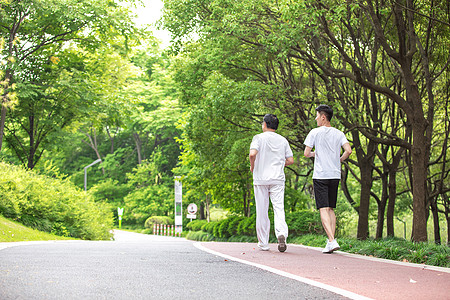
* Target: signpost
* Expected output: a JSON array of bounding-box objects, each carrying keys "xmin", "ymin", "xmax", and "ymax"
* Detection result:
[
  {"xmin": 117, "ymin": 207, "xmax": 124, "ymax": 229},
  {"xmin": 187, "ymin": 203, "xmax": 197, "ymax": 222},
  {"xmin": 174, "ymin": 176, "xmax": 182, "ymax": 235},
  {"xmin": 84, "ymin": 158, "xmax": 102, "ymax": 191}
]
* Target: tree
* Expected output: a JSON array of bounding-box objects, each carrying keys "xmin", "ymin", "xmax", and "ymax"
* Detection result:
[
  {"xmin": 0, "ymin": 0, "xmax": 140, "ymax": 155},
  {"xmin": 163, "ymin": 0, "xmax": 450, "ymax": 242}
]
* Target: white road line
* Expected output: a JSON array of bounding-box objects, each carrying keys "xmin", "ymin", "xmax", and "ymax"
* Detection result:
[{"xmin": 194, "ymin": 242, "xmax": 373, "ymax": 300}]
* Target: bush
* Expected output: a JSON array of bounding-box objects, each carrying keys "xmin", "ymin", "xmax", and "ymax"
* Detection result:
[
  {"xmin": 212, "ymin": 221, "xmax": 222, "ymax": 237},
  {"xmin": 202, "ymin": 221, "xmax": 217, "ymax": 234},
  {"xmin": 227, "ymin": 216, "xmax": 245, "ymax": 237},
  {"xmin": 0, "ymin": 162, "xmax": 113, "ymax": 240},
  {"xmin": 185, "ymin": 219, "xmax": 208, "ymax": 232},
  {"xmin": 144, "ymin": 216, "xmax": 173, "ymax": 230},
  {"xmin": 237, "ymin": 216, "xmax": 256, "ymax": 236},
  {"xmin": 286, "ymin": 210, "xmax": 324, "ymax": 235}
]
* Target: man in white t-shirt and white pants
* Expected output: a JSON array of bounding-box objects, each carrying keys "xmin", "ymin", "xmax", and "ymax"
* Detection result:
[
  {"xmin": 304, "ymin": 105, "xmax": 352, "ymax": 253},
  {"xmin": 249, "ymin": 114, "xmax": 294, "ymax": 252}
]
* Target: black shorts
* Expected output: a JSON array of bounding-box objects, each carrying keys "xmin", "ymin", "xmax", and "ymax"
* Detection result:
[{"xmin": 313, "ymin": 179, "xmax": 340, "ymax": 209}]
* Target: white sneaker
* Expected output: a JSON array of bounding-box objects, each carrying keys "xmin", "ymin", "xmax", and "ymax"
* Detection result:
[
  {"xmin": 258, "ymin": 244, "xmax": 270, "ymax": 251},
  {"xmin": 322, "ymin": 239, "xmax": 340, "ymax": 253}
]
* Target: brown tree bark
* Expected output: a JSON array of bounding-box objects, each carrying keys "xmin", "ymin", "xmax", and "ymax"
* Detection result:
[{"xmin": 80, "ymin": 128, "xmax": 105, "ymax": 175}]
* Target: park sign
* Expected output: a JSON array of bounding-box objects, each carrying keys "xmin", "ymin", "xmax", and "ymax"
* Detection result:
[{"xmin": 187, "ymin": 203, "xmax": 197, "ymax": 220}]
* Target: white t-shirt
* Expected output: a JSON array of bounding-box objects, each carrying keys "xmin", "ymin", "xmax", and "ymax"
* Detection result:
[
  {"xmin": 250, "ymin": 131, "xmax": 293, "ymax": 185},
  {"xmin": 304, "ymin": 126, "xmax": 349, "ymax": 179}
]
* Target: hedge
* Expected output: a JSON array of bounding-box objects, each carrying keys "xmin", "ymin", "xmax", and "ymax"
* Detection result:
[
  {"xmin": 184, "ymin": 210, "xmax": 322, "ymax": 240},
  {"xmin": 0, "ymin": 162, "xmax": 113, "ymax": 240}
]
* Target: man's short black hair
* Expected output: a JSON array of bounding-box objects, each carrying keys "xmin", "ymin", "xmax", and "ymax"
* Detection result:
[
  {"xmin": 263, "ymin": 114, "xmax": 279, "ymax": 130},
  {"xmin": 315, "ymin": 105, "xmax": 333, "ymax": 121}
]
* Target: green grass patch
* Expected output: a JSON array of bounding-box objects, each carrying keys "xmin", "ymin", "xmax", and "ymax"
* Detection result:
[{"xmin": 0, "ymin": 214, "xmax": 76, "ymax": 242}]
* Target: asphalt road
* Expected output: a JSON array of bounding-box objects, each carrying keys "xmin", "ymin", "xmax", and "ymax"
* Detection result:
[{"xmin": 0, "ymin": 231, "xmax": 347, "ymax": 300}]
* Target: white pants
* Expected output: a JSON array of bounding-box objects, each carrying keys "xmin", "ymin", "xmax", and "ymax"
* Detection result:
[{"xmin": 254, "ymin": 184, "xmax": 288, "ymax": 246}]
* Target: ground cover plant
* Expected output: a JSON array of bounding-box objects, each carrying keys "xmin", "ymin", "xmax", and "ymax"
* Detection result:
[{"xmin": 0, "ymin": 214, "xmax": 75, "ymax": 242}]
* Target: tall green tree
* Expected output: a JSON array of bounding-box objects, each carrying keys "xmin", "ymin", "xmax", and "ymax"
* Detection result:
[{"xmin": 0, "ymin": 0, "xmax": 139, "ymax": 158}]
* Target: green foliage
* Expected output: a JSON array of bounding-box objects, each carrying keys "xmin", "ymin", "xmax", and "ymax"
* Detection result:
[
  {"xmin": 185, "ymin": 219, "xmax": 208, "ymax": 232},
  {"xmin": 0, "ymin": 162, "xmax": 113, "ymax": 240},
  {"xmin": 201, "ymin": 221, "xmax": 218, "ymax": 234},
  {"xmin": 0, "ymin": 214, "xmax": 74, "ymax": 242},
  {"xmin": 236, "ymin": 215, "xmax": 256, "ymax": 236},
  {"xmin": 286, "ymin": 210, "xmax": 324, "ymax": 235},
  {"xmin": 144, "ymin": 216, "xmax": 173, "ymax": 229}
]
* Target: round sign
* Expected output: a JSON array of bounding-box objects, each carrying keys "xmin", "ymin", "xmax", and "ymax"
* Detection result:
[{"xmin": 187, "ymin": 203, "xmax": 198, "ymax": 214}]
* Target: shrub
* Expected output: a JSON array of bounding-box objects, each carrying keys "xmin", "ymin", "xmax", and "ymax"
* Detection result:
[
  {"xmin": 227, "ymin": 216, "xmax": 245, "ymax": 237},
  {"xmin": 0, "ymin": 162, "xmax": 113, "ymax": 240},
  {"xmin": 286, "ymin": 210, "xmax": 324, "ymax": 235},
  {"xmin": 144, "ymin": 216, "xmax": 173, "ymax": 230},
  {"xmin": 237, "ymin": 215, "xmax": 256, "ymax": 236},
  {"xmin": 212, "ymin": 221, "xmax": 222, "ymax": 237},
  {"xmin": 185, "ymin": 219, "xmax": 208, "ymax": 231},
  {"xmin": 217, "ymin": 216, "xmax": 239, "ymax": 238},
  {"xmin": 202, "ymin": 221, "xmax": 217, "ymax": 234}
]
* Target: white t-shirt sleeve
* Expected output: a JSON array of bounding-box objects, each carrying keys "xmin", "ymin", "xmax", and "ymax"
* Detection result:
[
  {"xmin": 285, "ymin": 142, "xmax": 293, "ymax": 158},
  {"xmin": 250, "ymin": 135, "xmax": 260, "ymax": 150},
  {"xmin": 340, "ymin": 132, "xmax": 349, "ymax": 146},
  {"xmin": 304, "ymin": 130, "xmax": 315, "ymax": 148}
]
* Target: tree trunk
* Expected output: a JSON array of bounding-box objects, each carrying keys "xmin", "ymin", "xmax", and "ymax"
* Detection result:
[
  {"xmin": 386, "ymin": 168, "xmax": 397, "ymax": 237},
  {"xmin": 205, "ymin": 194, "xmax": 211, "ymax": 222},
  {"xmin": 81, "ymin": 128, "xmax": 105, "ymax": 175},
  {"xmin": 27, "ymin": 115, "xmax": 35, "ymax": 169},
  {"xmin": 199, "ymin": 202, "xmax": 205, "ymax": 220},
  {"xmin": 357, "ymin": 162, "xmax": 373, "ymax": 239},
  {"xmin": 386, "ymin": 147, "xmax": 405, "ymax": 236},
  {"xmin": 375, "ymin": 171, "xmax": 388, "ymax": 239},
  {"xmin": 133, "ymin": 133, "xmax": 142, "ymax": 164},
  {"xmin": 0, "ymin": 102, "xmax": 6, "ymax": 152},
  {"xmin": 410, "ymin": 120, "xmax": 429, "ymax": 242},
  {"xmin": 429, "ymin": 197, "xmax": 441, "ymax": 244}
]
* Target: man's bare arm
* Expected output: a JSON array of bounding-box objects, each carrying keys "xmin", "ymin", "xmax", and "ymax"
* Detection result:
[
  {"xmin": 340, "ymin": 143, "xmax": 352, "ymax": 162},
  {"xmin": 304, "ymin": 146, "xmax": 315, "ymax": 158},
  {"xmin": 249, "ymin": 149, "xmax": 258, "ymax": 172}
]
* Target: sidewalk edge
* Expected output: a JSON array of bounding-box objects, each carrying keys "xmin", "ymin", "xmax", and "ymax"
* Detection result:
[{"xmin": 289, "ymin": 244, "xmax": 450, "ymax": 274}]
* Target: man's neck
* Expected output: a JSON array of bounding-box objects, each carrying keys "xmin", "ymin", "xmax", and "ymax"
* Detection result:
[{"xmin": 263, "ymin": 128, "xmax": 276, "ymax": 133}]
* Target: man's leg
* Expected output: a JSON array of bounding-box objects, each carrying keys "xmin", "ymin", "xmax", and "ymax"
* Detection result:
[
  {"xmin": 314, "ymin": 179, "xmax": 340, "ymax": 253},
  {"xmin": 269, "ymin": 184, "xmax": 288, "ymax": 252},
  {"xmin": 269, "ymin": 184, "xmax": 288, "ymax": 239},
  {"xmin": 319, "ymin": 207, "xmax": 336, "ymax": 241},
  {"xmin": 254, "ymin": 185, "xmax": 270, "ymax": 249}
]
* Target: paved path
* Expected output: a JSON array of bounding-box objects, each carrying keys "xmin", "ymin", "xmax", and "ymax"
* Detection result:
[
  {"xmin": 0, "ymin": 231, "xmax": 348, "ymax": 299},
  {"xmin": 198, "ymin": 241, "xmax": 450, "ymax": 300}
]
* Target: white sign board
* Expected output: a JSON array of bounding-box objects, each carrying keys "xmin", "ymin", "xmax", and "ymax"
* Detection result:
[
  {"xmin": 174, "ymin": 177, "xmax": 182, "ymax": 226},
  {"xmin": 187, "ymin": 203, "xmax": 197, "ymax": 215}
]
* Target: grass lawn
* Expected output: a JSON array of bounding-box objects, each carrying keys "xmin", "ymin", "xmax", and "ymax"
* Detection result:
[{"xmin": 0, "ymin": 215, "xmax": 76, "ymax": 242}]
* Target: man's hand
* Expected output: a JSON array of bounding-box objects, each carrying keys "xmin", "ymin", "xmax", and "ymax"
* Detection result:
[{"xmin": 285, "ymin": 156, "xmax": 294, "ymax": 166}]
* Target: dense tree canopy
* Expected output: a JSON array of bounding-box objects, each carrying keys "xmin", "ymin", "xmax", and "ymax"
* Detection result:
[
  {"xmin": 163, "ymin": 0, "xmax": 450, "ymax": 243},
  {"xmin": 0, "ymin": 0, "xmax": 448, "ymax": 244}
]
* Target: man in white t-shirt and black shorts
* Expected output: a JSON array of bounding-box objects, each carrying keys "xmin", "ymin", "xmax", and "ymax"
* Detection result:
[
  {"xmin": 304, "ymin": 105, "xmax": 352, "ymax": 253},
  {"xmin": 249, "ymin": 114, "xmax": 294, "ymax": 252}
]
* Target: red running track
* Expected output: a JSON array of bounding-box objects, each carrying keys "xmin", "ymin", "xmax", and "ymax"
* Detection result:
[{"xmin": 197, "ymin": 241, "xmax": 450, "ymax": 300}]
